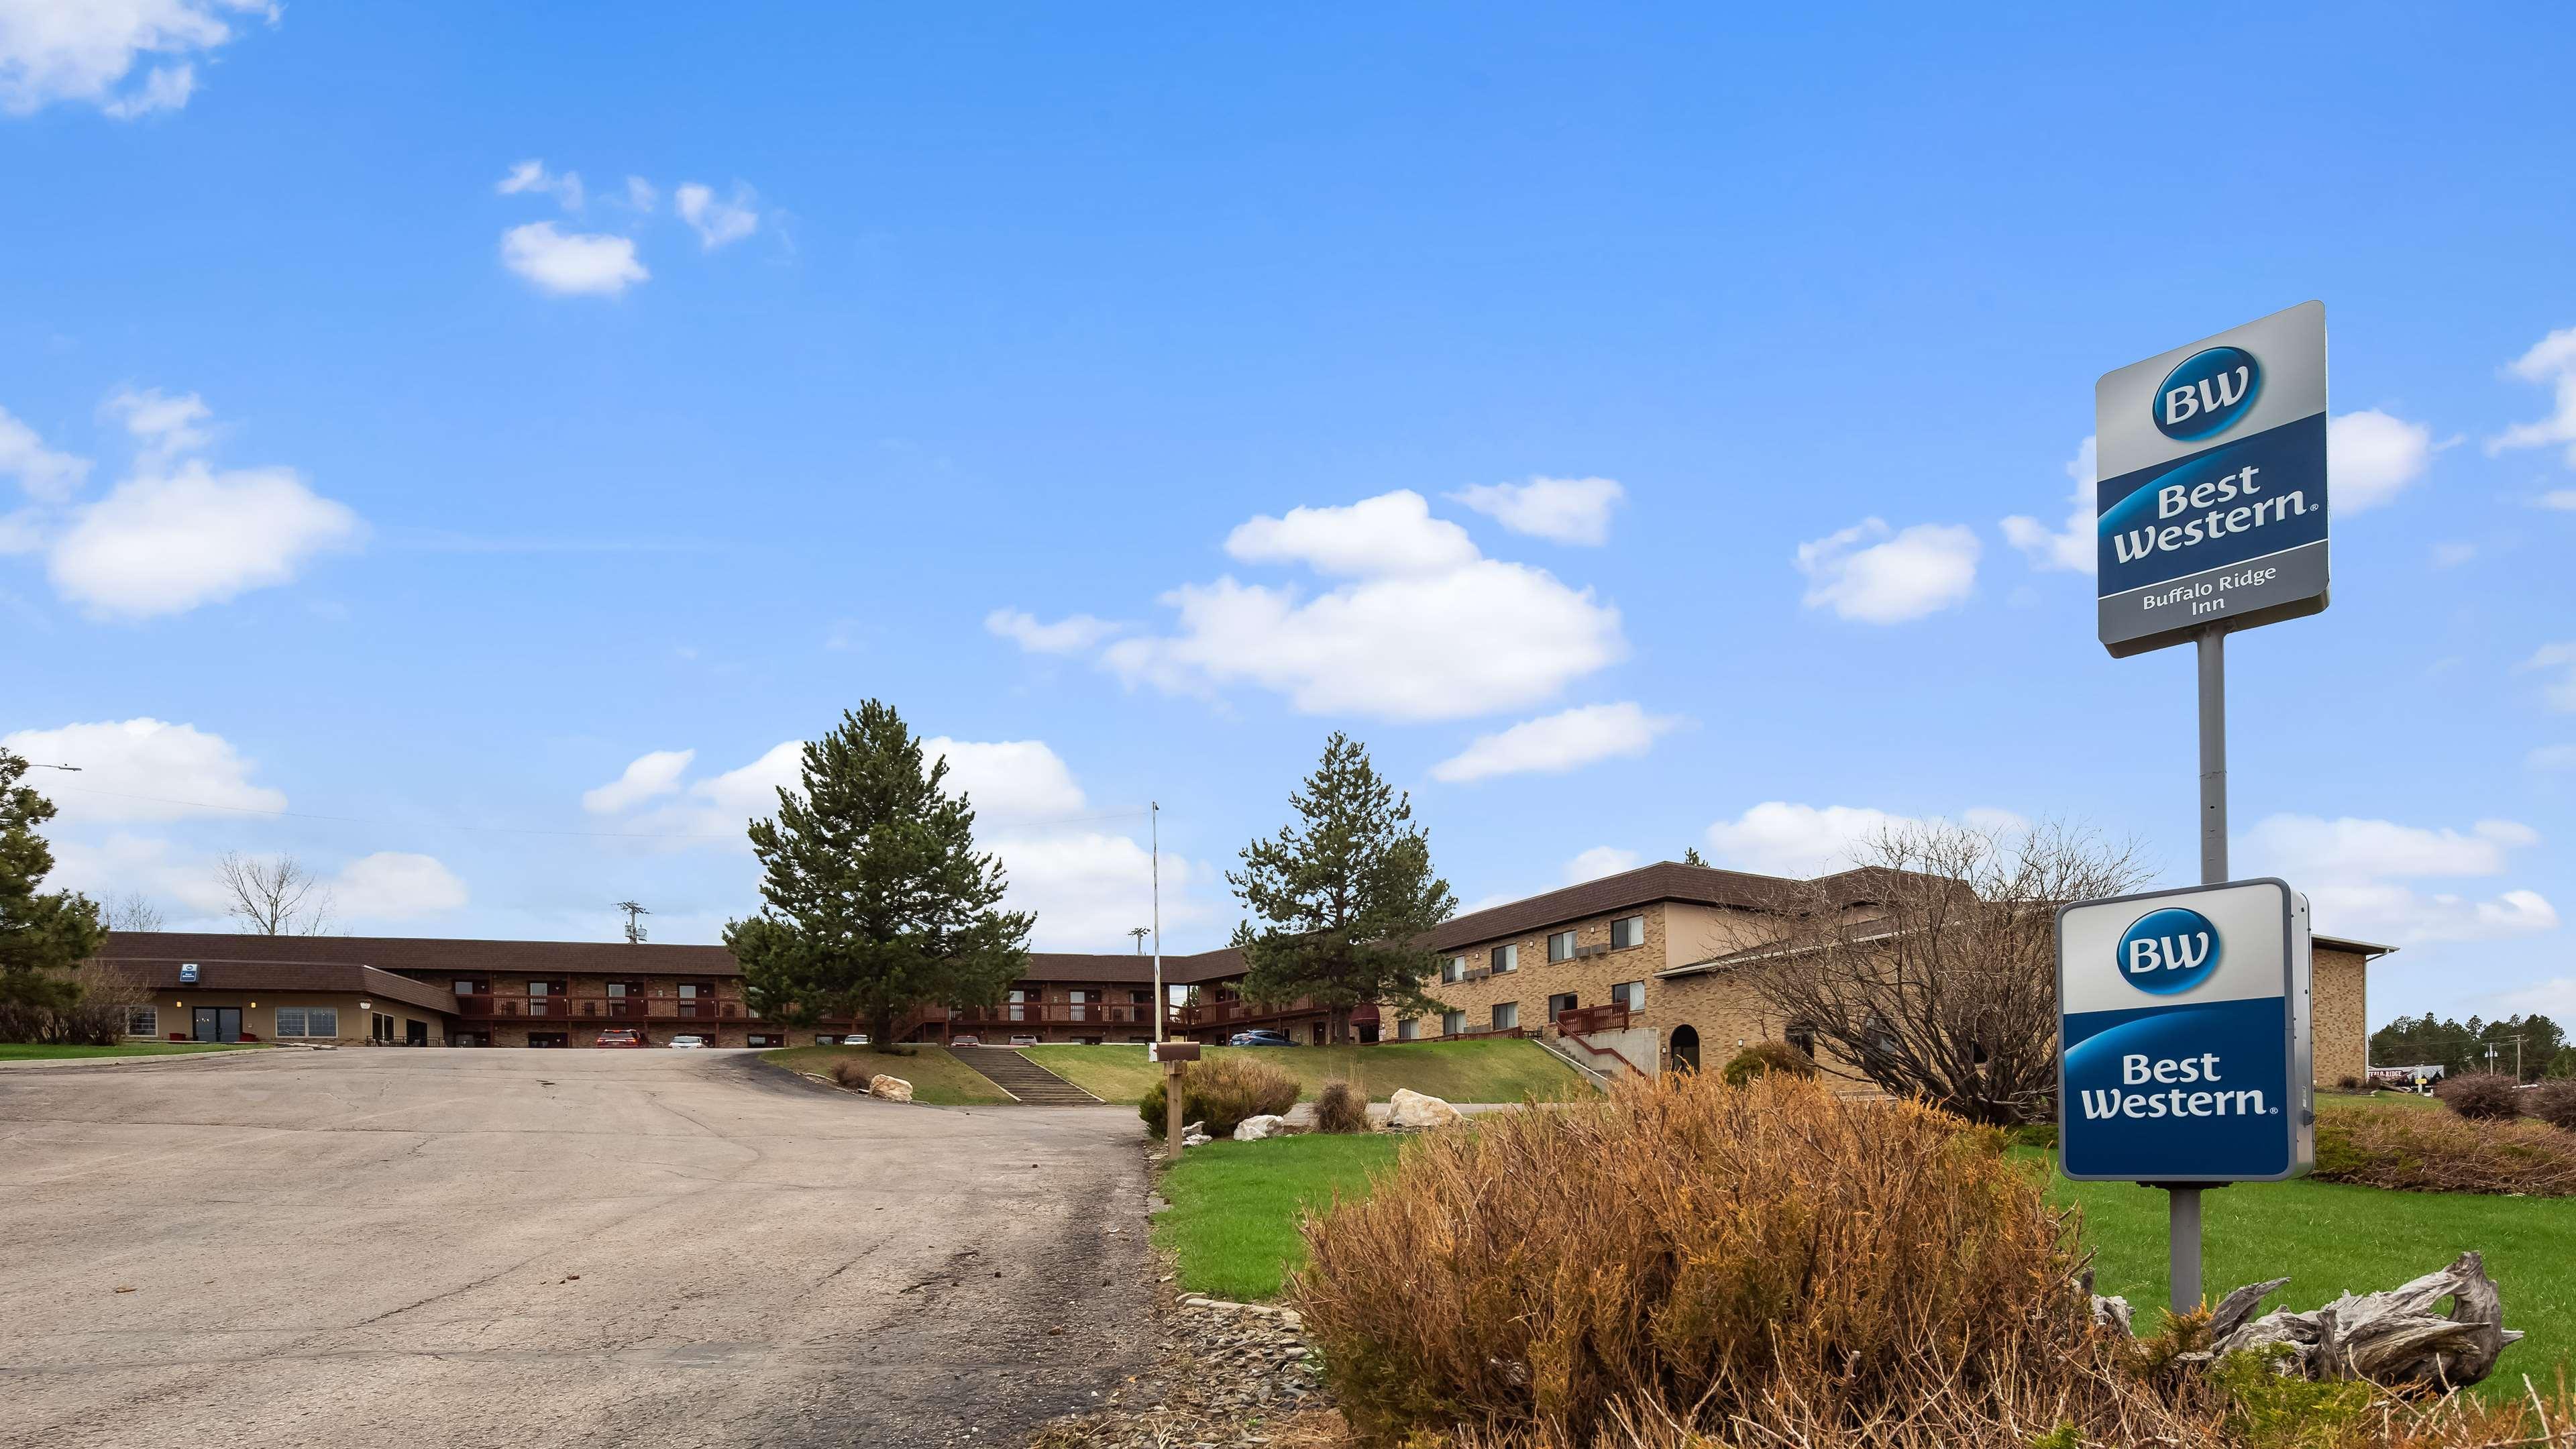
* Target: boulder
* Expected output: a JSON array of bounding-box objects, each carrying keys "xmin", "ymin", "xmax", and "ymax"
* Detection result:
[
  {"xmin": 1233, "ymin": 1114, "xmax": 1291, "ymax": 1142},
  {"xmin": 867, "ymin": 1073, "xmax": 914, "ymax": 1103},
  {"xmin": 1387, "ymin": 1088, "xmax": 1462, "ymax": 1130},
  {"xmin": 1183, "ymin": 1133, "xmax": 1212, "ymax": 1147}
]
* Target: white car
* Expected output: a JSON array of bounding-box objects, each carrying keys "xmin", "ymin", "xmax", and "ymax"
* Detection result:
[{"xmin": 668, "ymin": 1035, "xmax": 709, "ymax": 1049}]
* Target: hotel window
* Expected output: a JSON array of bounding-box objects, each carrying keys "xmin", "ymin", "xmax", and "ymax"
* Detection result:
[
  {"xmin": 1610, "ymin": 915, "xmax": 1646, "ymax": 950},
  {"xmin": 1610, "ymin": 980, "xmax": 1646, "ymax": 1011},
  {"xmin": 1397, "ymin": 1018, "xmax": 1417, "ymax": 1041},
  {"xmin": 126, "ymin": 1007, "xmax": 159, "ymax": 1037},
  {"xmin": 1490, "ymin": 943, "xmax": 1517, "ymax": 974},
  {"xmin": 1442, "ymin": 955, "xmax": 1465, "ymax": 984},
  {"xmin": 1492, "ymin": 1002, "xmax": 1519, "ymax": 1032},
  {"xmin": 275, "ymin": 1008, "xmax": 307, "ymax": 1037},
  {"xmin": 306, "ymin": 1008, "xmax": 337, "ymax": 1037},
  {"xmin": 452, "ymin": 979, "xmax": 484, "ymax": 996},
  {"xmin": 1786, "ymin": 1021, "xmax": 1818, "ymax": 1060},
  {"xmin": 1547, "ymin": 930, "xmax": 1576, "ymax": 962},
  {"xmin": 1546, "ymin": 992, "xmax": 1577, "ymax": 1020},
  {"xmin": 1442, "ymin": 1010, "xmax": 1465, "ymax": 1036}
]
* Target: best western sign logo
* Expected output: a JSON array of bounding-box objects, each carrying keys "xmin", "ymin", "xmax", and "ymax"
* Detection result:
[
  {"xmin": 2056, "ymin": 880, "xmax": 2313, "ymax": 1183},
  {"xmin": 2092, "ymin": 303, "xmax": 2328, "ymax": 658}
]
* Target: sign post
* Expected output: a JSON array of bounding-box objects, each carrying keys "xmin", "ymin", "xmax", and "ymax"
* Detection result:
[
  {"xmin": 1150, "ymin": 1039, "xmax": 1199, "ymax": 1157},
  {"xmin": 2073, "ymin": 302, "xmax": 2330, "ymax": 1313}
]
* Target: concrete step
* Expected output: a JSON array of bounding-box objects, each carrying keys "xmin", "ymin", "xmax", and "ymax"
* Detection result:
[{"xmin": 947, "ymin": 1046, "xmax": 1104, "ymax": 1105}]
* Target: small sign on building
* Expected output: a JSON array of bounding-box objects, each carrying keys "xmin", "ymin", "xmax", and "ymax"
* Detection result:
[
  {"xmin": 2057, "ymin": 879, "xmax": 2314, "ymax": 1183},
  {"xmin": 179, "ymin": 963, "xmax": 199, "ymax": 983}
]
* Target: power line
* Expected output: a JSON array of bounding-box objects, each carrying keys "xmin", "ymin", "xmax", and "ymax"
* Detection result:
[{"xmin": 40, "ymin": 782, "xmax": 1157, "ymax": 843}]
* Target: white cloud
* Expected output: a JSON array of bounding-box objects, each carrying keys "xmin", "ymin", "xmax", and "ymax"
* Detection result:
[
  {"xmin": 581, "ymin": 749, "xmax": 695, "ymax": 815},
  {"xmin": 2528, "ymin": 744, "xmax": 2576, "ymax": 773},
  {"xmin": 334, "ymin": 852, "xmax": 468, "ymax": 920},
  {"xmin": 920, "ymin": 737, "xmax": 1087, "ymax": 818},
  {"xmin": 0, "ymin": 0, "xmax": 274, "ymax": 118},
  {"xmin": 1703, "ymin": 802, "xmax": 1928, "ymax": 878},
  {"xmin": 980, "ymin": 829, "xmax": 1208, "ymax": 952},
  {"xmin": 51, "ymin": 458, "xmax": 361, "ymax": 619},
  {"xmin": 2328, "ymin": 409, "xmax": 2434, "ymax": 512},
  {"xmin": 2237, "ymin": 813, "xmax": 2557, "ymax": 946},
  {"xmin": 2491, "ymin": 325, "xmax": 2576, "ymax": 467},
  {"xmin": 1446, "ymin": 476, "xmax": 1625, "ymax": 545},
  {"xmin": 1564, "ymin": 845, "xmax": 1640, "ymax": 884},
  {"xmin": 2432, "ymin": 542, "xmax": 2476, "ymax": 568},
  {"xmin": 624, "ymin": 176, "xmax": 657, "ymax": 212},
  {"xmin": 496, "ymin": 158, "xmax": 584, "ymax": 211},
  {"xmin": 0, "ymin": 718, "xmax": 284, "ymax": 820},
  {"xmin": 44, "ymin": 831, "xmax": 235, "ymax": 920},
  {"xmin": 675, "ymin": 181, "xmax": 759, "ymax": 250},
  {"xmin": 0, "ymin": 404, "xmax": 90, "ymax": 503},
  {"xmin": 2523, "ymin": 643, "xmax": 2576, "ymax": 713},
  {"xmin": 985, "ymin": 608, "xmax": 1122, "ymax": 655},
  {"xmin": 103, "ymin": 385, "xmax": 212, "ymax": 462},
  {"xmin": 2541, "ymin": 489, "xmax": 2576, "ymax": 511},
  {"xmin": 499, "ymin": 222, "xmax": 648, "ymax": 298},
  {"xmin": 2001, "ymin": 437, "xmax": 2098, "ymax": 575},
  {"xmin": 682, "ymin": 740, "xmax": 806, "ymax": 840},
  {"xmin": 2493, "ymin": 977, "xmax": 2576, "ymax": 1020},
  {"xmin": 1224, "ymin": 490, "xmax": 1478, "ymax": 578},
  {"xmin": 1100, "ymin": 490, "xmax": 1623, "ymax": 722},
  {"xmin": 1431, "ymin": 702, "xmax": 1677, "ymax": 784},
  {"xmin": 1795, "ymin": 517, "xmax": 1979, "ymax": 623}
]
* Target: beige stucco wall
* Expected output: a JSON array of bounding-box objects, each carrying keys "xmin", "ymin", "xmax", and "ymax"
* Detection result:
[
  {"xmin": 129, "ymin": 990, "xmax": 445, "ymax": 1047},
  {"xmin": 2312, "ymin": 947, "xmax": 2368, "ymax": 1088}
]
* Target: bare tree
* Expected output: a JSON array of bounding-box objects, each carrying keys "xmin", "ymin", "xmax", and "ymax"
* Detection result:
[
  {"xmin": 1746, "ymin": 819, "xmax": 2148, "ymax": 1126},
  {"xmin": 105, "ymin": 892, "xmax": 164, "ymax": 933},
  {"xmin": 217, "ymin": 853, "xmax": 337, "ymax": 936}
]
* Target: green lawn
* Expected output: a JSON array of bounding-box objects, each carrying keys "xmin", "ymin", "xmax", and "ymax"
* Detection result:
[
  {"xmin": 1150, "ymin": 1128, "xmax": 2576, "ymax": 1398},
  {"xmin": 0, "ymin": 1041, "xmax": 266, "ymax": 1061},
  {"xmin": 758, "ymin": 1044, "xmax": 1016, "ymax": 1106},
  {"xmin": 1154, "ymin": 1134, "xmax": 1404, "ymax": 1301},
  {"xmin": 2043, "ymin": 1161, "xmax": 2576, "ymax": 1392},
  {"xmin": 1027, "ymin": 1038, "xmax": 1586, "ymax": 1107}
]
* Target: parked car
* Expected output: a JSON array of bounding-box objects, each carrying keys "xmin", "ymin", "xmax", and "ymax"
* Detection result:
[
  {"xmin": 841, "ymin": 1034, "xmax": 870, "ymax": 1046},
  {"xmin": 950, "ymin": 1034, "xmax": 982, "ymax": 1047},
  {"xmin": 593, "ymin": 1029, "xmax": 643, "ymax": 1049},
  {"xmin": 1229, "ymin": 1030, "xmax": 1293, "ymax": 1047},
  {"xmin": 1009, "ymin": 1034, "xmax": 1040, "ymax": 1047},
  {"xmin": 668, "ymin": 1034, "xmax": 709, "ymax": 1049}
]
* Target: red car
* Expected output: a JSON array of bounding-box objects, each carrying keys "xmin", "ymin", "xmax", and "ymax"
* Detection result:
[{"xmin": 594, "ymin": 1028, "xmax": 645, "ymax": 1048}]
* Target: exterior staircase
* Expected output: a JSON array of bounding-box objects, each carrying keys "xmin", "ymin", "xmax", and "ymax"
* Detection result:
[{"xmin": 947, "ymin": 1046, "xmax": 1103, "ymax": 1106}]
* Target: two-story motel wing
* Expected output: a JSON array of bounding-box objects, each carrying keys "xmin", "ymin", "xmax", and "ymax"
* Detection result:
[{"xmin": 91, "ymin": 861, "xmax": 2388, "ymax": 1086}]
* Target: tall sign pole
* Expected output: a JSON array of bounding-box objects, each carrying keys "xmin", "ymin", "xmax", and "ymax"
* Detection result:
[{"xmin": 2068, "ymin": 301, "xmax": 2330, "ymax": 1316}]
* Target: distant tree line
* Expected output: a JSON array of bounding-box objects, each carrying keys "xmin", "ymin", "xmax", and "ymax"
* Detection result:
[{"xmin": 2371, "ymin": 1011, "xmax": 2573, "ymax": 1081}]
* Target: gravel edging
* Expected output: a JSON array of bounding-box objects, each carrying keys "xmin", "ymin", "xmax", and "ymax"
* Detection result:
[{"xmin": 1026, "ymin": 1289, "xmax": 1340, "ymax": 1448}]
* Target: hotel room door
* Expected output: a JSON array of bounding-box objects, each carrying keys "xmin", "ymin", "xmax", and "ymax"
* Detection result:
[{"xmin": 191, "ymin": 1007, "xmax": 242, "ymax": 1042}]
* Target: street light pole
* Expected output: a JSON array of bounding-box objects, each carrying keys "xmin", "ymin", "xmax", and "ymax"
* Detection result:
[{"xmin": 1151, "ymin": 802, "xmax": 1163, "ymax": 1045}]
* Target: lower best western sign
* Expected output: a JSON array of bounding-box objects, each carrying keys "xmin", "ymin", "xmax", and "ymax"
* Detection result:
[
  {"xmin": 2056, "ymin": 879, "xmax": 2313, "ymax": 1182},
  {"xmin": 2094, "ymin": 301, "xmax": 2328, "ymax": 657}
]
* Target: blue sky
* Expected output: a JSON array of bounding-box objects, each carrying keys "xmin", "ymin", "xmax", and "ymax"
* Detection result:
[{"xmin": 5, "ymin": 4, "xmax": 2573, "ymax": 1030}]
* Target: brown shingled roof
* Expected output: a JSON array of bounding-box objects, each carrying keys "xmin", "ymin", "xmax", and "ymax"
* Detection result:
[
  {"xmin": 1426, "ymin": 861, "xmax": 1866, "ymax": 951},
  {"xmin": 103, "ymin": 954, "xmax": 464, "ymax": 1016}
]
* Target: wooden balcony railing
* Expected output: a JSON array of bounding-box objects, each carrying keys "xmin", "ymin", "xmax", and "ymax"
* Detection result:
[
  {"xmin": 1555, "ymin": 1004, "xmax": 1633, "ymax": 1036},
  {"xmin": 453, "ymin": 998, "xmax": 759, "ymax": 1022}
]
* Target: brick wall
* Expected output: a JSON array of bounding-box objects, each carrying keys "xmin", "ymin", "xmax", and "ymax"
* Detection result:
[{"xmin": 2312, "ymin": 947, "xmax": 2369, "ymax": 1088}]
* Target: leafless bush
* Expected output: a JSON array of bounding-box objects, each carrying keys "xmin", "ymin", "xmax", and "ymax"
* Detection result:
[
  {"xmin": 1746, "ymin": 819, "xmax": 2149, "ymax": 1125},
  {"xmin": 2532, "ymin": 1079, "xmax": 2576, "ymax": 1134},
  {"xmin": 1139, "ymin": 1054, "xmax": 1299, "ymax": 1135},
  {"xmin": 1313, "ymin": 1079, "xmax": 1369, "ymax": 1134},
  {"xmin": 2435, "ymin": 1072, "xmax": 2524, "ymax": 1121},
  {"xmin": 2313, "ymin": 1106, "xmax": 2576, "ymax": 1195},
  {"xmin": 1292, "ymin": 1070, "xmax": 2167, "ymax": 1446},
  {"xmin": 828, "ymin": 1059, "xmax": 874, "ymax": 1090}
]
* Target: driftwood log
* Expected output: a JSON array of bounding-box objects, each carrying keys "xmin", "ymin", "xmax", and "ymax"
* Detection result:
[{"xmin": 2092, "ymin": 1252, "xmax": 2522, "ymax": 1391}]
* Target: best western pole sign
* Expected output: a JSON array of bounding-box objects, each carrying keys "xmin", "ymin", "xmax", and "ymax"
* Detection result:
[
  {"xmin": 2057, "ymin": 880, "xmax": 2315, "ymax": 1182},
  {"xmin": 2095, "ymin": 301, "xmax": 2329, "ymax": 657}
]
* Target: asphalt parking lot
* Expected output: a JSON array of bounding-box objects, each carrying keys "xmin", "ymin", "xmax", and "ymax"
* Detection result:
[{"xmin": 0, "ymin": 1048, "xmax": 1154, "ymax": 1449}]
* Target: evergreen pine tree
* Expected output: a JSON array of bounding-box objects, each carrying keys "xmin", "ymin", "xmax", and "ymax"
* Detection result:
[
  {"xmin": 723, "ymin": 703, "xmax": 1032, "ymax": 1047},
  {"xmin": 1681, "ymin": 846, "xmax": 1707, "ymax": 867},
  {"xmin": 0, "ymin": 750, "xmax": 106, "ymax": 1037},
  {"xmin": 1228, "ymin": 733, "xmax": 1456, "ymax": 1044}
]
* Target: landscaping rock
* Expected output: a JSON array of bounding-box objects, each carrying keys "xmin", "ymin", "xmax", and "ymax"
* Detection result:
[
  {"xmin": 1386, "ymin": 1087, "xmax": 1462, "ymax": 1130},
  {"xmin": 1182, "ymin": 1132, "xmax": 1212, "ymax": 1147},
  {"xmin": 1026, "ymin": 1283, "xmax": 1332, "ymax": 1448},
  {"xmin": 1232, "ymin": 1114, "xmax": 1291, "ymax": 1142},
  {"xmin": 866, "ymin": 1073, "xmax": 914, "ymax": 1103}
]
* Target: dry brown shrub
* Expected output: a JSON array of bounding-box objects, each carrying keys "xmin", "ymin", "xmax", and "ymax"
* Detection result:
[
  {"xmin": 828, "ymin": 1059, "xmax": 873, "ymax": 1090},
  {"xmin": 2530, "ymin": 1079, "xmax": 2576, "ymax": 1134},
  {"xmin": 1139, "ymin": 1053, "xmax": 1299, "ymax": 1135},
  {"xmin": 2314, "ymin": 1105, "xmax": 2576, "ymax": 1196},
  {"xmin": 1291, "ymin": 1069, "xmax": 2205, "ymax": 1446},
  {"xmin": 2436, "ymin": 1071, "xmax": 2525, "ymax": 1120},
  {"xmin": 1314, "ymin": 1079, "xmax": 1370, "ymax": 1134}
]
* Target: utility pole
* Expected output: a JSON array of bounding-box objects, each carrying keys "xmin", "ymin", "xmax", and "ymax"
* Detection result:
[{"xmin": 616, "ymin": 900, "xmax": 650, "ymax": 945}]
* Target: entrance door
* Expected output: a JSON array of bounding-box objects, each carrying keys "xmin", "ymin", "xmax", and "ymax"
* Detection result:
[
  {"xmin": 1668, "ymin": 1025, "xmax": 1701, "ymax": 1073},
  {"xmin": 191, "ymin": 1007, "xmax": 242, "ymax": 1042},
  {"xmin": 405, "ymin": 1019, "xmax": 429, "ymax": 1046}
]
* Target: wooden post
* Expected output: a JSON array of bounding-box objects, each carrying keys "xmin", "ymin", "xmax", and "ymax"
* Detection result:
[{"xmin": 1165, "ymin": 1059, "xmax": 1185, "ymax": 1157}]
